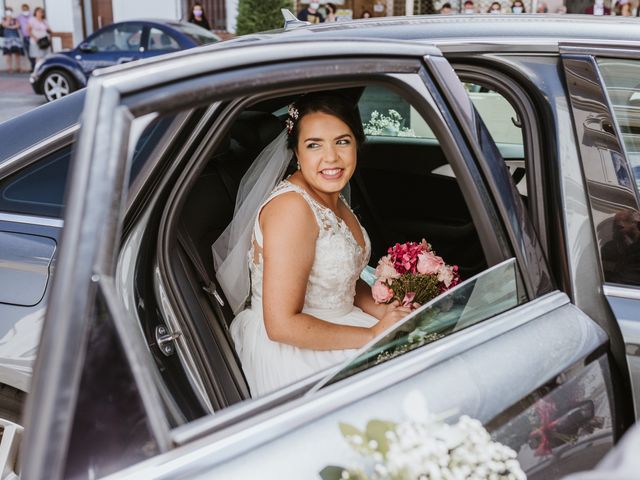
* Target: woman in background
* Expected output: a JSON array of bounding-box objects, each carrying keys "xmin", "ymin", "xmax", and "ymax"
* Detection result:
[
  {"xmin": 27, "ymin": 7, "xmax": 51, "ymax": 64},
  {"xmin": 2, "ymin": 7, "xmax": 23, "ymax": 73},
  {"xmin": 189, "ymin": 2, "xmax": 211, "ymax": 30}
]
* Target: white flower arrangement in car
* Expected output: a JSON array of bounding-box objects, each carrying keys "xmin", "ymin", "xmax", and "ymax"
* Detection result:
[
  {"xmin": 320, "ymin": 392, "xmax": 526, "ymax": 480},
  {"xmin": 363, "ymin": 110, "xmax": 416, "ymax": 137}
]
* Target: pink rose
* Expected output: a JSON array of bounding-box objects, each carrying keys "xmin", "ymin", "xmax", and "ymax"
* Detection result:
[
  {"xmin": 438, "ymin": 266, "xmax": 454, "ymax": 287},
  {"xmin": 417, "ymin": 252, "xmax": 444, "ymax": 275},
  {"xmin": 372, "ymin": 280, "xmax": 394, "ymax": 304},
  {"xmin": 375, "ymin": 256, "xmax": 400, "ymax": 283}
]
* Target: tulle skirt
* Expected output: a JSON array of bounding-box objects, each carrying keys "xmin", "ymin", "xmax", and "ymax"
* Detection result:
[{"xmin": 230, "ymin": 303, "xmax": 378, "ymax": 397}]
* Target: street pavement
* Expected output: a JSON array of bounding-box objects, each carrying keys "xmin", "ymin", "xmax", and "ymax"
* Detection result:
[{"xmin": 0, "ymin": 72, "xmax": 45, "ymax": 124}]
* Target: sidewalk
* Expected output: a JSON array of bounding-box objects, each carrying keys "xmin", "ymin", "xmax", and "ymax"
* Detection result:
[{"xmin": 0, "ymin": 72, "xmax": 45, "ymax": 124}]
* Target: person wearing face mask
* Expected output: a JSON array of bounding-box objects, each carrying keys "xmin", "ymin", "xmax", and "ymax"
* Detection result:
[
  {"xmin": 510, "ymin": 0, "xmax": 526, "ymax": 13},
  {"xmin": 2, "ymin": 7, "xmax": 23, "ymax": 74},
  {"xmin": 488, "ymin": 2, "xmax": 502, "ymax": 13},
  {"xmin": 188, "ymin": 2, "xmax": 211, "ymax": 30},
  {"xmin": 463, "ymin": 0, "xmax": 476, "ymax": 14},
  {"xmin": 297, "ymin": 2, "xmax": 325, "ymax": 23},
  {"xmin": 17, "ymin": 4, "xmax": 34, "ymax": 72}
]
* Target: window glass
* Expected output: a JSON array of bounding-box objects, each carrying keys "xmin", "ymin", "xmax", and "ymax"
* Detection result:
[
  {"xmin": 597, "ymin": 59, "xmax": 640, "ymax": 192},
  {"xmin": 0, "ymin": 115, "xmax": 177, "ymax": 218},
  {"xmin": 357, "ymin": 84, "xmax": 524, "ymax": 149},
  {"xmin": 88, "ymin": 23, "xmax": 143, "ymax": 52},
  {"xmin": 148, "ymin": 28, "xmax": 180, "ymax": 51},
  {"xmin": 320, "ymin": 259, "xmax": 522, "ymax": 388},
  {"xmin": 169, "ymin": 22, "xmax": 220, "ymax": 46},
  {"xmin": 590, "ymin": 59, "xmax": 640, "ymax": 286},
  {"xmin": 0, "ymin": 147, "xmax": 71, "ymax": 217}
]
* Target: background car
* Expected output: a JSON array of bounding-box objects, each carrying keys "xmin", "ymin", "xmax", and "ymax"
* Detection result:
[
  {"xmin": 2, "ymin": 14, "xmax": 640, "ymax": 480},
  {"xmin": 29, "ymin": 19, "xmax": 220, "ymax": 102}
]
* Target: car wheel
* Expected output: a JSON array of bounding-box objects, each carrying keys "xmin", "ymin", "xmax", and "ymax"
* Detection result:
[{"xmin": 43, "ymin": 70, "xmax": 76, "ymax": 102}]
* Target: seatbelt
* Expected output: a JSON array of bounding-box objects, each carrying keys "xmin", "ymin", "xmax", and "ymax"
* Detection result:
[{"xmin": 176, "ymin": 227, "xmax": 230, "ymax": 326}]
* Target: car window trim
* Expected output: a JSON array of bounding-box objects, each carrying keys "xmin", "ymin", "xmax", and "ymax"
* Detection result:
[
  {"xmin": 604, "ymin": 284, "xmax": 640, "ymax": 300},
  {"xmin": 452, "ymin": 63, "xmax": 548, "ymax": 257},
  {"xmin": 0, "ymin": 125, "xmax": 78, "ymax": 180},
  {"xmin": 0, "ymin": 212, "xmax": 64, "ymax": 229}
]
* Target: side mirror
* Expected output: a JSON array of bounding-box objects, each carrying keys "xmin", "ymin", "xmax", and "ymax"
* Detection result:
[{"xmin": 78, "ymin": 42, "xmax": 95, "ymax": 53}]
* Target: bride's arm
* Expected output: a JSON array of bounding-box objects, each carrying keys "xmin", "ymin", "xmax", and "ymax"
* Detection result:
[
  {"xmin": 260, "ymin": 193, "xmax": 405, "ymax": 350},
  {"xmin": 354, "ymin": 279, "xmax": 388, "ymax": 319}
]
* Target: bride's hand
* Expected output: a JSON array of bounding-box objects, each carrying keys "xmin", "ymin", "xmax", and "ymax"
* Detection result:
[{"xmin": 371, "ymin": 301, "xmax": 411, "ymax": 337}]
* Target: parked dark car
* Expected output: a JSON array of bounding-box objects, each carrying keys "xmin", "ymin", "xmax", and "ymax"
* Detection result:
[
  {"xmin": 2, "ymin": 14, "xmax": 640, "ymax": 480},
  {"xmin": 29, "ymin": 19, "xmax": 220, "ymax": 102}
]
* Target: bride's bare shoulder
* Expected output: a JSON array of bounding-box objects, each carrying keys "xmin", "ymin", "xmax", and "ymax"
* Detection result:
[{"xmin": 260, "ymin": 190, "xmax": 317, "ymax": 235}]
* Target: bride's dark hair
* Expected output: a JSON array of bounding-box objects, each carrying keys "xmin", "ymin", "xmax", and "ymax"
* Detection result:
[{"xmin": 286, "ymin": 92, "xmax": 366, "ymax": 150}]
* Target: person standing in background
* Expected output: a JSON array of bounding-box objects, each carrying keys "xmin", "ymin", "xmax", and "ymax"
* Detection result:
[
  {"xmin": 2, "ymin": 7, "xmax": 23, "ymax": 74},
  {"xmin": 298, "ymin": 2, "xmax": 325, "ymax": 23},
  {"xmin": 27, "ymin": 7, "xmax": 51, "ymax": 64},
  {"xmin": 17, "ymin": 4, "xmax": 34, "ymax": 72},
  {"xmin": 324, "ymin": 3, "xmax": 338, "ymax": 22},
  {"xmin": 189, "ymin": 3, "xmax": 212, "ymax": 30},
  {"xmin": 511, "ymin": 0, "xmax": 526, "ymax": 13},
  {"xmin": 488, "ymin": 2, "xmax": 502, "ymax": 13},
  {"xmin": 439, "ymin": 3, "xmax": 453, "ymax": 14},
  {"xmin": 463, "ymin": 0, "xmax": 476, "ymax": 13}
]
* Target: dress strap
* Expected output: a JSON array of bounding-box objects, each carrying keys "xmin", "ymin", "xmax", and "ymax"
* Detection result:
[{"xmin": 253, "ymin": 180, "xmax": 323, "ymax": 247}]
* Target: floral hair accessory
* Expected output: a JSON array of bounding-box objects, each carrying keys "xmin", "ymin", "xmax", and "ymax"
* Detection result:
[{"xmin": 285, "ymin": 103, "xmax": 299, "ymax": 135}]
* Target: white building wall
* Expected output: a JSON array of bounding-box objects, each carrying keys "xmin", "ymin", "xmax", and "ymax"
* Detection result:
[
  {"xmin": 226, "ymin": 0, "xmax": 238, "ymax": 33},
  {"xmin": 112, "ymin": 0, "xmax": 182, "ymax": 22}
]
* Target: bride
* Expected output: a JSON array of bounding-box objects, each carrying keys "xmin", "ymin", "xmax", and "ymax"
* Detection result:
[{"xmin": 212, "ymin": 92, "xmax": 409, "ymax": 397}]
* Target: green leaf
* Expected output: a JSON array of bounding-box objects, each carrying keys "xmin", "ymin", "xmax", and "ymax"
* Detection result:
[
  {"xmin": 365, "ymin": 419, "xmax": 396, "ymax": 456},
  {"xmin": 339, "ymin": 422, "xmax": 364, "ymax": 440},
  {"xmin": 319, "ymin": 465, "xmax": 347, "ymax": 480}
]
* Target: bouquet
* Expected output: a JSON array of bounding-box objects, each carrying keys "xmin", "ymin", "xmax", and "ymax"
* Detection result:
[
  {"xmin": 372, "ymin": 240, "xmax": 460, "ymax": 307},
  {"xmin": 320, "ymin": 392, "xmax": 526, "ymax": 480}
]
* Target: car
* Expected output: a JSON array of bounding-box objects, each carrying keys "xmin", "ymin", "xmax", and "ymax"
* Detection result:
[
  {"xmin": 2, "ymin": 13, "xmax": 640, "ymax": 479},
  {"xmin": 28, "ymin": 19, "xmax": 220, "ymax": 102}
]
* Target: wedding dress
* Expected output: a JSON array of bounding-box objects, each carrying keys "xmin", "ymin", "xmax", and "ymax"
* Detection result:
[{"xmin": 230, "ymin": 179, "xmax": 378, "ymax": 397}]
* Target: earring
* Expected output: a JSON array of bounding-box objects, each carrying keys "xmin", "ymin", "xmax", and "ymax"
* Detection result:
[{"xmin": 296, "ymin": 161, "xmax": 301, "ymax": 170}]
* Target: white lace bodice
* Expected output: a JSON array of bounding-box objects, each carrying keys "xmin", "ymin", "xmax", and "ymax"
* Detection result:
[{"xmin": 249, "ymin": 180, "xmax": 370, "ymax": 314}]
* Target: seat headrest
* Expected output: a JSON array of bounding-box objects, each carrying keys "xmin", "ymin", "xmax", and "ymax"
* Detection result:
[{"xmin": 231, "ymin": 111, "xmax": 283, "ymax": 152}]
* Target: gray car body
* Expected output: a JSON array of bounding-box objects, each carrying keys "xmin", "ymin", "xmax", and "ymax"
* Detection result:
[{"xmin": 0, "ymin": 13, "xmax": 638, "ymax": 479}]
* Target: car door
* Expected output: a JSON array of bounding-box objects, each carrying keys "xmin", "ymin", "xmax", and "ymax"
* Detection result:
[
  {"xmin": 561, "ymin": 45, "xmax": 640, "ymax": 420},
  {"xmin": 76, "ymin": 22, "xmax": 146, "ymax": 75},
  {"xmin": 19, "ymin": 39, "xmax": 629, "ymax": 480}
]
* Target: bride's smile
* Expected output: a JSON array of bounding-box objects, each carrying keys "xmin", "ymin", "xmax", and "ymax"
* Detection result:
[{"xmin": 294, "ymin": 111, "xmax": 357, "ymax": 204}]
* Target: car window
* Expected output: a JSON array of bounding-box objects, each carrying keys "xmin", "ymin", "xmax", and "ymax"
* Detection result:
[
  {"xmin": 597, "ymin": 59, "xmax": 640, "ymax": 192},
  {"xmin": 169, "ymin": 23, "xmax": 219, "ymax": 46},
  {"xmin": 586, "ymin": 59, "xmax": 640, "ymax": 286},
  {"xmin": 319, "ymin": 258, "xmax": 523, "ymax": 389},
  {"xmin": 0, "ymin": 147, "xmax": 71, "ymax": 218},
  {"xmin": 0, "ymin": 115, "xmax": 177, "ymax": 219},
  {"xmin": 87, "ymin": 23, "xmax": 144, "ymax": 52},
  {"xmin": 148, "ymin": 28, "xmax": 180, "ymax": 51},
  {"xmin": 358, "ymin": 84, "xmax": 524, "ymax": 148}
]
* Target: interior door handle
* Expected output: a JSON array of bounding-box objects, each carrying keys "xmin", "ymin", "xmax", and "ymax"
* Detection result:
[{"xmin": 118, "ymin": 57, "xmax": 136, "ymax": 64}]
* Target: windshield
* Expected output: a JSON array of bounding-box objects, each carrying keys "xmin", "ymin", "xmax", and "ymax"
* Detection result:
[
  {"xmin": 312, "ymin": 258, "xmax": 523, "ymax": 391},
  {"xmin": 171, "ymin": 23, "xmax": 220, "ymax": 46}
]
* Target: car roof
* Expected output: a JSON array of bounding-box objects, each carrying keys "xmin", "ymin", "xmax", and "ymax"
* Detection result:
[{"xmin": 277, "ymin": 14, "xmax": 640, "ymax": 44}]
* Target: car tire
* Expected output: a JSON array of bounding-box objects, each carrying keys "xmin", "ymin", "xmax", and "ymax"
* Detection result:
[
  {"xmin": 0, "ymin": 384, "xmax": 25, "ymax": 424},
  {"xmin": 42, "ymin": 69, "xmax": 76, "ymax": 102}
]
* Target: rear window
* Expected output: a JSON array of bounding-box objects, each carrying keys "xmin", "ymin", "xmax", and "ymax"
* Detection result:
[{"xmin": 170, "ymin": 23, "xmax": 220, "ymax": 46}]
